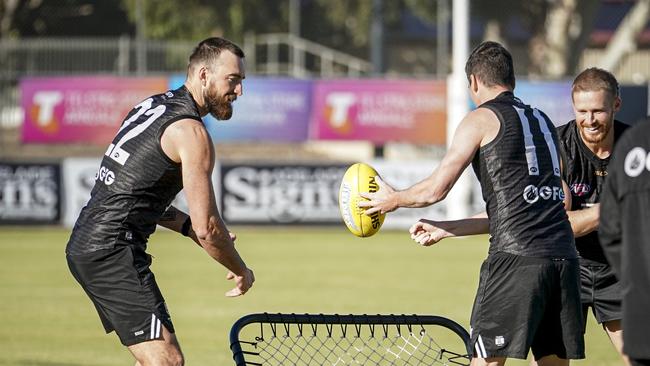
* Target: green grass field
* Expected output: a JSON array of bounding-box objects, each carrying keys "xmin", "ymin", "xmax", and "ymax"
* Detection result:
[{"xmin": 0, "ymin": 227, "xmax": 621, "ymax": 365}]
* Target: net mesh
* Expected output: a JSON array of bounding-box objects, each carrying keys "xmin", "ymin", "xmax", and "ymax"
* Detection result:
[{"xmin": 231, "ymin": 315, "xmax": 470, "ymax": 366}]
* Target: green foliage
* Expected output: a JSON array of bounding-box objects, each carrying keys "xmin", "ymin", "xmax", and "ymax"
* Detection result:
[
  {"xmin": 121, "ymin": 0, "xmax": 288, "ymax": 43},
  {"xmin": 118, "ymin": 0, "xmax": 440, "ymax": 59}
]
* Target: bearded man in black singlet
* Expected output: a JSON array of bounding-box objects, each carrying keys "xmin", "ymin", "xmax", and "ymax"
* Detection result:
[
  {"xmin": 66, "ymin": 37, "xmax": 255, "ymax": 366},
  {"xmin": 360, "ymin": 41, "xmax": 584, "ymax": 366},
  {"xmin": 554, "ymin": 67, "xmax": 628, "ymax": 364}
]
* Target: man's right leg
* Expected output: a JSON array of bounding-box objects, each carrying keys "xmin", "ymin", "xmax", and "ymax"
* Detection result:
[
  {"xmin": 535, "ymin": 354, "xmax": 569, "ymax": 366},
  {"xmin": 68, "ymin": 247, "xmax": 181, "ymax": 365},
  {"xmin": 128, "ymin": 325, "xmax": 184, "ymax": 366},
  {"xmin": 589, "ymin": 262, "xmax": 625, "ymax": 361},
  {"xmin": 470, "ymin": 254, "xmax": 559, "ymax": 362}
]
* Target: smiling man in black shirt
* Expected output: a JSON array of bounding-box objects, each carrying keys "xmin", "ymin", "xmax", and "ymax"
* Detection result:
[{"xmin": 556, "ymin": 68, "xmax": 628, "ymax": 363}]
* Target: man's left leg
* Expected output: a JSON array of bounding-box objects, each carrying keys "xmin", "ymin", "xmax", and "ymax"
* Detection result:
[
  {"xmin": 603, "ymin": 319, "xmax": 624, "ymax": 358},
  {"xmin": 535, "ymin": 355, "xmax": 569, "ymax": 366}
]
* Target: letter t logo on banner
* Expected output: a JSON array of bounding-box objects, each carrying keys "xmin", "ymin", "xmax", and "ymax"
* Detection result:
[
  {"xmin": 325, "ymin": 92, "xmax": 356, "ymax": 134},
  {"xmin": 32, "ymin": 91, "xmax": 64, "ymax": 133}
]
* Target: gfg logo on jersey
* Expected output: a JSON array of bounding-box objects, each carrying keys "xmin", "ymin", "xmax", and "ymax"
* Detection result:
[
  {"xmin": 96, "ymin": 165, "xmax": 115, "ymax": 186},
  {"xmin": 523, "ymin": 184, "xmax": 564, "ymax": 204},
  {"xmin": 570, "ymin": 183, "xmax": 591, "ymax": 197}
]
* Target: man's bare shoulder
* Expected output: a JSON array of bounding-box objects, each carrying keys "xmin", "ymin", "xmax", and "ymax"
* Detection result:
[
  {"xmin": 166, "ymin": 118, "xmax": 205, "ymax": 133},
  {"xmin": 461, "ymin": 107, "xmax": 500, "ymax": 146},
  {"xmin": 467, "ymin": 107, "xmax": 499, "ymax": 123},
  {"xmin": 164, "ymin": 118, "xmax": 210, "ymax": 142},
  {"xmin": 161, "ymin": 118, "xmax": 210, "ymax": 162}
]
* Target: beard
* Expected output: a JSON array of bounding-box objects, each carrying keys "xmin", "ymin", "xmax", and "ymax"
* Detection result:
[
  {"xmin": 580, "ymin": 121, "xmax": 612, "ymax": 144},
  {"xmin": 204, "ymin": 89, "xmax": 234, "ymax": 120}
]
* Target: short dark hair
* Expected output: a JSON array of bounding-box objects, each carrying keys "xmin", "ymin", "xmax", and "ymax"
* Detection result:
[
  {"xmin": 572, "ymin": 67, "xmax": 620, "ymax": 99},
  {"xmin": 465, "ymin": 41, "xmax": 515, "ymax": 89},
  {"xmin": 188, "ymin": 37, "xmax": 245, "ymax": 71}
]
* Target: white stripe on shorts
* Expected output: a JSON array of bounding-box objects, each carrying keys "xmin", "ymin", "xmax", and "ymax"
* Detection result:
[
  {"xmin": 477, "ymin": 335, "xmax": 488, "ymax": 358},
  {"xmin": 150, "ymin": 313, "xmax": 156, "ymax": 339},
  {"xmin": 156, "ymin": 318, "xmax": 161, "ymax": 339}
]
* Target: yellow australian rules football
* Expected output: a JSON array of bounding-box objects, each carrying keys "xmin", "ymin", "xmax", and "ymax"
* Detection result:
[{"xmin": 338, "ymin": 163, "xmax": 386, "ymax": 237}]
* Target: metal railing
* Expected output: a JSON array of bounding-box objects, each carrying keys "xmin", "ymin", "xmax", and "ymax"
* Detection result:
[
  {"xmin": 244, "ymin": 33, "xmax": 373, "ymax": 78},
  {"xmin": 0, "ymin": 34, "xmax": 373, "ymax": 131},
  {"xmin": 0, "ymin": 37, "xmax": 194, "ymax": 81},
  {"xmin": 0, "ymin": 34, "xmax": 372, "ymax": 81}
]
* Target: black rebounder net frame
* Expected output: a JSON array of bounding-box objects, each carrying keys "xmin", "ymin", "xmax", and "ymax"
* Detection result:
[{"xmin": 230, "ymin": 313, "xmax": 471, "ymax": 365}]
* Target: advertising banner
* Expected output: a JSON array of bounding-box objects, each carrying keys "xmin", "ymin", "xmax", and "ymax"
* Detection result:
[
  {"xmin": 220, "ymin": 164, "xmax": 346, "ymax": 224},
  {"xmin": 513, "ymin": 81, "xmax": 649, "ymax": 127},
  {"xmin": 218, "ymin": 161, "xmax": 484, "ymax": 228},
  {"xmin": 311, "ymin": 79, "xmax": 447, "ymax": 144},
  {"xmin": 169, "ymin": 76, "xmax": 312, "ymax": 142},
  {"xmin": 370, "ymin": 160, "xmax": 449, "ymax": 229},
  {"xmin": 61, "ymin": 157, "xmax": 221, "ymax": 228},
  {"xmin": 61, "ymin": 158, "xmax": 101, "ymax": 227},
  {"xmin": 619, "ymin": 85, "xmax": 649, "ymax": 125},
  {"xmin": 514, "ymin": 81, "xmax": 573, "ymax": 126},
  {"xmin": 21, "ymin": 77, "xmax": 168, "ymax": 144},
  {"xmin": 59, "ymin": 159, "xmax": 483, "ymax": 229},
  {"xmin": 0, "ymin": 162, "xmax": 61, "ymax": 224}
]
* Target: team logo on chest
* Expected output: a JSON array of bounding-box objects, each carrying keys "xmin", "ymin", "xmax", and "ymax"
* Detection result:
[
  {"xmin": 570, "ymin": 183, "xmax": 591, "ymax": 197},
  {"xmin": 96, "ymin": 165, "xmax": 115, "ymax": 186},
  {"xmin": 522, "ymin": 184, "xmax": 565, "ymax": 204}
]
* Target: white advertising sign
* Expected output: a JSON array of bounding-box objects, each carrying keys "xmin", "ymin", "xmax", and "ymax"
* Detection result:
[{"xmin": 61, "ymin": 157, "xmax": 220, "ymax": 228}]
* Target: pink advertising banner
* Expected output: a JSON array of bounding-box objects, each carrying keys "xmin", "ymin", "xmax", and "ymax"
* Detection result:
[
  {"xmin": 311, "ymin": 79, "xmax": 447, "ymax": 144},
  {"xmin": 21, "ymin": 77, "xmax": 168, "ymax": 144}
]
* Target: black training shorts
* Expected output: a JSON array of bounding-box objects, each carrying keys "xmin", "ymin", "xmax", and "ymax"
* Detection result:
[
  {"xmin": 67, "ymin": 244, "xmax": 174, "ymax": 346},
  {"xmin": 580, "ymin": 262, "xmax": 622, "ymax": 327},
  {"xmin": 469, "ymin": 252, "xmax": 585, "ymax": 361}
]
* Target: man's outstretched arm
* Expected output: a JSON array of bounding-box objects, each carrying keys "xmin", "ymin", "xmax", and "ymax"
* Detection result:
[
  {"xmin": 409, "ymin": 212, "xmax": 489, "ymax": 246},
  {"xmin": 359, "ymin": 108, "xmax": 498, "ymax": 215},
  {"xmin": 161, "ymin": 118, "xmax": 254, "ymax": 297}
]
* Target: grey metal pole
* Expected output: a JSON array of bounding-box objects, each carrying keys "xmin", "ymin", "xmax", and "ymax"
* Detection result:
[
  {"xmin": 289, "ymin": 0, "xmax": 302, "ymax": 77},
  {"xmin": 437, "ymin": 0, "xmax": 449, "ymax": 77},
  {"xmin": 135, "ymin": 0, "xmax": 147, "ymax": 75},
  {"xmin": 289, "ymin": 0, "xmax": 300, "ymax": 38},
  {"xmin": 370, "ymin": 0, "xmax": 384, "ymax": 75},
  {"xmin": 446, "ymin": 0, "xmax": 471, "ymax": 219}
]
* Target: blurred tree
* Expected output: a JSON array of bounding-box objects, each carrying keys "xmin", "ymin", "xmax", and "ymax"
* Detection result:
[
  {"xmin": 0, "ymin": 0, "xmax": 19, "ymax": 38},
  {"xmin": 536, "ymin": 0, "xmax": 600, "ymax": 78},
  {"xmin": 121, "ymin": 0, "xmax": 287, "ymax": 42},
  {"xmin": 474, "ymin": 0, "xmax": 649, "ymax": 78},
  {"xmin": 0, "ymin": 0, "xmax": 133, "ymax": 38},
  {"xmin": 3, "ymin": 0, "xmax": 644, "ymax": 77},
  {"xmin": 599, "ymin": 0, "xmax": 650, "ymax": 72},
  {"xmin": 473, "ymin": 0, "xmax": 601, "ymax": 78},
  {"xmin": 120, "ymin": 0, "xmax": 437, "ymax": 58}
]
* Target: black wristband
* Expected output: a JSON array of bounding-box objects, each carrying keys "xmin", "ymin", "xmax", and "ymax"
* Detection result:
[{"xmin": 181, "ymin": 217, "xmax": 192, "ymax": 237}]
